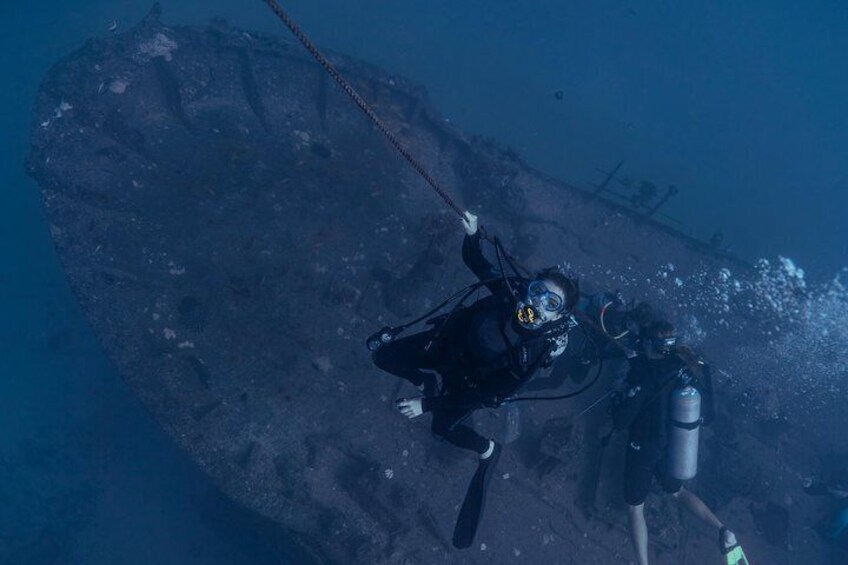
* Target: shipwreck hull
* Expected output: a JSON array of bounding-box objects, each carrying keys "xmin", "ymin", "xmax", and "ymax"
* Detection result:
[{"xmin": 27, "ymin": 6, "xmax": 837, "ymax": 564}]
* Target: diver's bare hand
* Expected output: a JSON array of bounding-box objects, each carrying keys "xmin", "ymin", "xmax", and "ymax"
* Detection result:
[
  {"xmin": 396, "ymin": 397, "xmax": 424, "ymax": 419},
  {"xmin": 461, "ymin": 211, "xmax": 478, "ymax": 236}
]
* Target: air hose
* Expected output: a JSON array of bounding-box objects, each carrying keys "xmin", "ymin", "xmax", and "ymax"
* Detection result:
[{"xmin": 505, "ymin": 326, "xmax": 605, "ymax": 404}]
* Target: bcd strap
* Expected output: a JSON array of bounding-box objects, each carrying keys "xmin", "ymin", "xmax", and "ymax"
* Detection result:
[{"xmin": 671, "ymin": 419, "xmax": 701, "ymax": 430}]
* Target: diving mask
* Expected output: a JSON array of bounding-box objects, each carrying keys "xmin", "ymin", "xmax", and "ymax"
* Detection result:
[
  {"xmin": 516, "ymin": 280, "xmax": 566, "ymax": 328},
  {"xmin": 649, "ymin": 335, "xmax": 678, "ymax": 356}
]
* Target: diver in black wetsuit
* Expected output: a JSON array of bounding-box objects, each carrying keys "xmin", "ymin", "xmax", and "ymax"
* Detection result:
[
  {"xmin": 372, "ymin": 212, "xmax": 579, "ymax": 462},
  {"xmin": 611, "ymin": 320, "xmax": 739, "ymax": 565}
]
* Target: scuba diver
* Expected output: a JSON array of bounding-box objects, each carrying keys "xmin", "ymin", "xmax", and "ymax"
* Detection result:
[
  {"xmin": 611, "ymin": 320, "xmax": 744, "ymax": 565},
  {"xmin": 370, "ymin": 211, "xmax": 579, "ymax": 547}
]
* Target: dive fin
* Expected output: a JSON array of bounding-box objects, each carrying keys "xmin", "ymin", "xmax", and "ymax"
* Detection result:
[
  {"xmin": 723, "ymin": 544, "xmax": 749, "ymax": 565},
  {"xmin": 452, "ymin": 443, "xmax": 502, "ymax": 549}
]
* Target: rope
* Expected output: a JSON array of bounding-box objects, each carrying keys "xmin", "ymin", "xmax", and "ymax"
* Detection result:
[
  {"xmin": 261, "ymin": 0, "xmax": 464, "ymax": 218},
  {"xmin": 261, "ymin": 1, "xmax": 547, "ymax": 281}
]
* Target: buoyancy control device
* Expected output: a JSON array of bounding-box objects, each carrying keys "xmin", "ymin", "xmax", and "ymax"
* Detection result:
[{"xmin": 667, "ymin": 382, "xmax": 702, "ymax": 480}]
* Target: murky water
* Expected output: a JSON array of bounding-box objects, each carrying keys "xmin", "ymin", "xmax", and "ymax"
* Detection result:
[{"xmin": 3, "ymin": 1, "xmax": 846, "ymax": 562}]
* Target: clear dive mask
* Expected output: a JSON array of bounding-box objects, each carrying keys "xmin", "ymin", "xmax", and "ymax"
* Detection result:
[{"xmin": 649, "ymin": 335, "xmax": 678, "ymax": 356}]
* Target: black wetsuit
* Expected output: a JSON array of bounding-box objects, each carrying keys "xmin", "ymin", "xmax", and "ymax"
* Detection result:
[
  {"xmin": 373, "ymin": 231, "xmax": 565, "ymax": 454},
  {"xmin": 613, "ymin": 353, "xmax": 715, "ymax": 506},
  {"xmin": 522, "ymin": 291, "xmax": 636, "ymax": 393}
]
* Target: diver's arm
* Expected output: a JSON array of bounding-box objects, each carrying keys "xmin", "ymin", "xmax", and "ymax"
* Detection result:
[
  {"xmin": 699, "ymin": 363, "xmax": 716, "ymax": 426},
  {"xmin": 611, "ymin": 363, "xmax": 651, "ymax": 430},
  {"xmin": 612, "ymin": 385, "xmax": 648, "ymax": 430},
  {"xmin": 460, "ymin": 213, "xmax": 504, "ymax": 294}
]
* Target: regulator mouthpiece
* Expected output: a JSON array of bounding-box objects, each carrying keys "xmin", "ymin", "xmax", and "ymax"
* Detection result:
[{"xmin": 516, "ymin": 305, "xmax": 538, "ymax": 325}]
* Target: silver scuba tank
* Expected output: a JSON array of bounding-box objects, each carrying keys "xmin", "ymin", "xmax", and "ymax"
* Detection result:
[{"xmin": 667, "ymin": 384, "xmax": 701, "ymax": 481}]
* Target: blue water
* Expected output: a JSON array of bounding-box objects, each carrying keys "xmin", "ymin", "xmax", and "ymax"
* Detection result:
[{"xmin": 2, "ymin": 1, "xmax": 846, "ymax": 562}]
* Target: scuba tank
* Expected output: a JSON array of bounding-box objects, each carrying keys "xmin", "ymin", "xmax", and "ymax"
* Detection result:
[{"xmin": 667, "ymin": 383, "xmax": 702, "ymax": 480}]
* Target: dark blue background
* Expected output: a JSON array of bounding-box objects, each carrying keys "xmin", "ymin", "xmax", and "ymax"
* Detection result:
[{"xmin": 2, "ymin": 1, "xmax": 845, "ymax": 562}]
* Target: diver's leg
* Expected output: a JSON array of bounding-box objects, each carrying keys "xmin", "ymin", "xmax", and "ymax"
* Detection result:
[
  {"xmin": 669, "ymin": 479, "xmax": 739, "ymax": 548},
  {"xmin": 673, "ymin": 487, "xmax": 724, "ymax": 529},
  {"xmin": 627, "ymin": 503, "xmax": 650, "ymax": 565},
  {"xmin": 430, "ymin": 404, "xmax": 491, "ymax": 455},
  {"xmin": 372, "ymin": 331, "xmax": 439, "ymax": 387},
  {"xmin": 624, "ymin": 443, "xmax": 653, "ymax": 565}
]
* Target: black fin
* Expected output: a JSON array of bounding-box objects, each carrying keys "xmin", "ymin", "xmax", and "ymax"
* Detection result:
[{"xmin": 452, "ymin": 444, "xmax": 502, "ymax": 549}]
